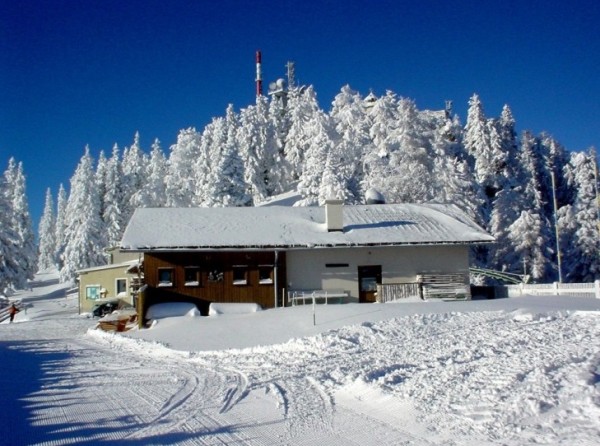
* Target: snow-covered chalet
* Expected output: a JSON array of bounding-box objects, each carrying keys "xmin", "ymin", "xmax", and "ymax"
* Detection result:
[{"xmin": 120, "ymin": 200, "xmax": 494, "ymax": 319}]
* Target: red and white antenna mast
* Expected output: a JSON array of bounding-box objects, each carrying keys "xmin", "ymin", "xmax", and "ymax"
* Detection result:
[
  {"xmin": 256, "ymin": 50, "xmax": 262, "ymax": 97},
  {"xmin": 255, "ymin": 50, "xmax": 263, "ymax": 97}
]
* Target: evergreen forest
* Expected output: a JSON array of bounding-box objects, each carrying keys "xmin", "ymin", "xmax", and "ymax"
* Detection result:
[{"xmin": 2, "ymin": 85, "xmax": 599, "ymax": 289}]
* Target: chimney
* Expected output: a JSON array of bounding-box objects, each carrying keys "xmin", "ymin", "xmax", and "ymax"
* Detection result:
[{"xmin": 325, "ymin": 199, "xmax": 344, "ymax": 232}]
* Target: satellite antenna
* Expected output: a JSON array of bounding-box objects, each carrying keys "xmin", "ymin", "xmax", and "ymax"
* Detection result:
[
  {"xmin": 286, "ymin": 61, "xmax": 295, "ymax": 88},
  {"xmin": 445, "ymin": 100, "xmax": 453, "ymax": 118}
]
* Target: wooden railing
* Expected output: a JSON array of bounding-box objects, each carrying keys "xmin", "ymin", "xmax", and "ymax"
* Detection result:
[{"xmin": 376, "ymin": 283, "xmax": 420, "ymax": 303}]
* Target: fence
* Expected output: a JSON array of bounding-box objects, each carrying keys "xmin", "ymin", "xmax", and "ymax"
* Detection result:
[
  {"xmin": 287, "ymin": 289, "xmax": 348, "ymax": 306},
  {"xmin": 497, "ymin": 281, "xmax": 600, "ymax": 299},
  {"xmin": 376, "ymin": 283, "xmax": 421, "ymax": 303}
]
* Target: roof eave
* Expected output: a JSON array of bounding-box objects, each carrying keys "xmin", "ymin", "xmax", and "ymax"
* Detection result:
[{"xmin": 120, "ymin": 238, "xmax": 494, "ymax": 252}]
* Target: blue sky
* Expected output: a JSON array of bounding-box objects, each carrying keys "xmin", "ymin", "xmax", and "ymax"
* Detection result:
[{"xmin": 2, "ymin": 0, "xmax": 599, "ymax": 227}]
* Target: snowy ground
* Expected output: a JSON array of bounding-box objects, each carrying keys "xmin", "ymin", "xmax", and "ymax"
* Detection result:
[{"xmin": 1, "ymin": 271, "xmax": 600, "ymax": 445}]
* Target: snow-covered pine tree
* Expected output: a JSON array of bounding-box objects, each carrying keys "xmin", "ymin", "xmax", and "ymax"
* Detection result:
[
  {"xmin": 166, "ymin": 128, "xmax": 201, "ymax": 207},
  {"xmin": 557, "ymin": 150, "xmax": 600, "ymax": 282},
  {"xmin": 535, "ymin": 134, "xmax": 571, "ymax": 221},
  {"xmin": 237, "ymin": 96, "xmax": 280, "ymax": 204},
  {"xmin": 464, "ymin": 94, "xmax": 507, "ymax": 212},
  {"xmin": 329, "ymin": 85, "xmax": 373, "ymax": 203},
  {"xmin": 132, "ymin": 138, "xmax": 167, "ymax": 207},
  {"xmin": 205, "ymin": 105, "xmax": 251, "ymax": 207},
  {"xmin": 431, "ymin": 116, "xmax": 486, "ymax": 226},
  {"xmin": 318, "ymin": 149, "xmax": 352, "ymax": 204},
  {"xmin": 60, "ymin": 147, "xmax": 107, "ymax": 282},
  {"xmin": 283, "ymin": 86, "xmax": 322, "ymax": 184},
  {"xmin": 498, "ymin": 105, "xmax": 519, "ymax": 171},
  {"xmin": 37, "ymin": 188, "xmax": 57, "ymax": 271},
  {"xmin": 507, "ymin": 131, "xmax": 552, "ymax": 280},
  {"xmin": 297, "ymin": 109, "xmax": 337, "ymax": 206},
  {"xmin": 102, "ymin": 145, "xmax": 126, "ymax": 247},
  {"xmin": 486, "ymin": 105, "xmax": 527, "ymax": 273},
  {"xmin": 268, "ymin": 91, "xmax": 293, "ymax": 193},
  {"xmin": 54, "ymin": 183, "xmax": 67, "ymax": 269},
  {"xmin": 0, "ymin": 164, "xmax": 21, "ymax": 291},
  {"xmin": 4, "ymin": 159, "xmax": 37, "ymax": 287},
  {"xmin": 362, "ymin": 90, "xmax": 400, "ymax": 200},
  {"xmin": 121, "ymin": 132, "xmax": 148, "ymax": 219},
  {"xmin": 95, "ymin": 150, "xmax": 109, "ymax": 230},
  {"xmin": 384, "ymin": 98, "xmax": 433, "ymax": 204},
  {"xmin": 194, "ymin": 119, "xmax": 219, "ymax": 206}
]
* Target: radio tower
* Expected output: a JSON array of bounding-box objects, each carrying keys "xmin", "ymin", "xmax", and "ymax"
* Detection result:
[{"xmin": 255, "ymin": 50, "xmax": 263, "ymax": 97}]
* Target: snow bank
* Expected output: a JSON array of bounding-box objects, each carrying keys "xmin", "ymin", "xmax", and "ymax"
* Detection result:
[
  {"xmin": 208, "ymin": 302, "xmax": 262, "ymax": 316},
  {"xmin": 5, "ymin": 273, "xmax": 600, "ymax": 446}
]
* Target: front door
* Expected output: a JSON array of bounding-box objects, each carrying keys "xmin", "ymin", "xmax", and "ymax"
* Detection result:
[{"xmin": 358, "ymin": 265, "xmax": 381, "ymax": 303}]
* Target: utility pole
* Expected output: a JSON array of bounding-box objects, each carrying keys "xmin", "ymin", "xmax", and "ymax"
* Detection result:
[
  {"xmin": 591, "ymin": 147, "xmax": 600, "ymax": 238},
  {"xmin": 551, "ymin": 171, "xmax": 563, "ymax": 283}
]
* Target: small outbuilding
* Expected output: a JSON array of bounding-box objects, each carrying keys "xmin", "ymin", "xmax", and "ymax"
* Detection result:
[
  {"xmin": 120, "ymin": 201, "xmax": 494, "ymax": 318},
  {"xmin": 77, "ymin": 249, "xmax": 143, "ymax": 315}
]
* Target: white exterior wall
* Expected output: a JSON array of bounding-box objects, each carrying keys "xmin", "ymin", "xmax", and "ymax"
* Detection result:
[{"xmin": 286, "ymin": 245, "xmax": 470, "ymax": 303}]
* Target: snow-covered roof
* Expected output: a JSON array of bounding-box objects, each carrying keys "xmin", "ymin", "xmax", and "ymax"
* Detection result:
[
  {"xmin": 77, "ymin": 259, "xmax": 140, "ymax": 274},
  {"xmin": 120, "ymin": 203, "xmax": 493, "ymax": 251}
]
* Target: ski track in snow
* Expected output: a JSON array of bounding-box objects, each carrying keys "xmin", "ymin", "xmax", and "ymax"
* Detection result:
[{"xmin": 2, "ymin": 278, "xmax": 600, "ymax": 445}]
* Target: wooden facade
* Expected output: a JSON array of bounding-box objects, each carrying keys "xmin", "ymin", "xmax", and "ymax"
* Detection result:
[{"xmin": 143, "ymin": 251, "xmax": 287, "ymax": 313}]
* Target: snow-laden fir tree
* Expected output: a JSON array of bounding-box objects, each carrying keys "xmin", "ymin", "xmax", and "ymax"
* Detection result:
[
  {"xmin": 464, "ymin": 94, "xmax": 507, "ymax": 208},
  {"xmin": 205, "ymin": 105, "xmax": 251, "ymax": 207},
  {"xmin": 297, "ymin": 109, "xmax": 336, "ymax": 206},
  {"xmin": 283, "ymin": 86, "xmax": 322, "ymax": 185},
  {"xmin": 237, "ymin": 96, "xmax": 281, "ymax": 204},
  {"xmin": 0, "ymin": 164, "xmax": 21, "ymax": 291},
  {"xmin": 166, "ymin": 128, "xmax": 201, "ymax": 207},
  {"xmin": 4, "ymin": 158, "xmax": 37, "ymax": 287},
  {"xmin": 194, "ymin": 120, "xmax": 218, "ymax": 206},
  {"xmin": 362, "ymin": 90, "xmax": 400, "ymax": 197},
  {"xmin": 60, "ymin": 148, "xmax": 107, "ymax": 282},
  {"xmin": 557, "ymin": 150, "xmax": 600, "ymax": 281},
  {"xmin": 329, "ymin": 85, "xmax": 373, "ymax": 203},
  {"xmin": 131, "ymin": 138, "xmax": 167, "ymax": 208},
  {"xmin": 498, "ymin": 105, "xmax": 519, "ymax": 170},
  {"xmin": 430, "ymin": 116, "xmax": 486, "ymax": 226},
  {"xmin": 102, "ymin": 145, "xmax": 127, "ymax": 246},
  {"xmin": 54, "ymin": 183, "xmax": 67, "ymax": 269},
  {"xmin": 318, "ymin": 149, "xmax": 352, "ymax": 204},
  {"xmin": 37, "ymin": 188, "xmax": 57, "ymax": 271},
  {"xmin": 95, "ymin": 150, "xmax": 109, "ymax": 227},
  {"xmin": 507, "ymin": 131, "xmax": 552, "ymax": 280},
  {"xmin": 121, "ymin": 132, "xmax": 148, "ymax": 219},
  {"xmin": 487, "ymin": 106, "xmax": 527, "ymax": 272},
  {"xmin": 385, "ymin": 98, "xmax": 433, "ymax": 203}
]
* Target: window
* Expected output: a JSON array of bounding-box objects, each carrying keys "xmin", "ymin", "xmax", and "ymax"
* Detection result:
[
  {"xmin": 158, "ymin": 268, "xmax": 174, "ymax": 287},
  {"xmin": 259, "ymin": 265, "xmax": 273, "ymax": 284},
  {"xmin": 116, "ymin": 278, "xmax": 127, "ymax": 296},
  {"xmin": 232, "ymin": 265, "xmax": 248, "ymax": 285},
  {"xmin": 326, "ymin": 263, "xmax": 349, "ymax": 268},
  {"xmin": 184, "ymin": 267, "xmax": 201, "ymax": 286},
  {"xmin": 86, "ymin": 285, "xmax": 101, "ymax": 300}
]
